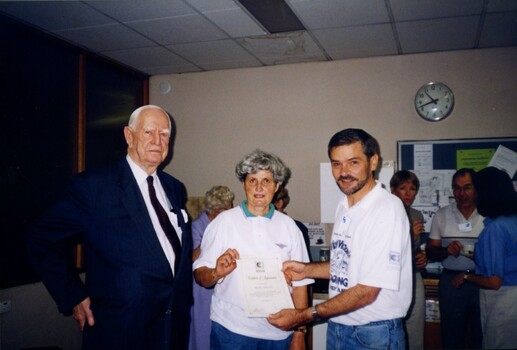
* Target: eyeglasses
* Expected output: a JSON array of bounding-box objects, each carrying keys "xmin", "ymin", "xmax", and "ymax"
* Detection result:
[
  {"xmin": 245, "ymin": 177, "xmax": 276, "ymax": 188},
  {"xmin": 452, "ymin": 184, "xmax": 474, "ymax": 192}
]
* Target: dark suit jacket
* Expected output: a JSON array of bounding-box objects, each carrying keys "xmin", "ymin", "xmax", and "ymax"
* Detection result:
[{"xmin": 26, "ymin": 158, "xmax": 193, "ymax": 350}]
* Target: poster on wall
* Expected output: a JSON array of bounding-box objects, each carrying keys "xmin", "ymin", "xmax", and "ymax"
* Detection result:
[{"xmin": 488, "ymin": 145, "xmax": 517, "ymax": 178}]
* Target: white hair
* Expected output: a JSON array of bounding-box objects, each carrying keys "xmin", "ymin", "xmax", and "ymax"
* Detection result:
[
  {"xmin": 235, "ymin": 149, "xmax": 290, "ymax": 184},
  {"xmin": 128, "ymin": 105, "xmax": 171, "ymax": 131}
]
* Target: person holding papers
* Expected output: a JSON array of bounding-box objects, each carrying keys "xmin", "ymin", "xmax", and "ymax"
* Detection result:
[
  {"xmin": 426, "ymin": 168, "xmax": 484, "ymax": 349},
  {"xmin": 267, "ymin": 129, "xmax": 412, "ymax": 350},
  {"xmin": 193, "ymin": 149, "xmax": 312, "ymax": 350}
]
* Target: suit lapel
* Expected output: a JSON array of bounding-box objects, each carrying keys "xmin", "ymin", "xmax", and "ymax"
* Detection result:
[
  {"xmin": 117, "ymin": 160, "xmax": 173, "ymax": 277},
  {"xmin": 158, "ymin": 172, "xmax": 193, "ymax": 275},
  {"xmin": 158, "ymin": 173, "xmax": 185, "ymax": 228}
]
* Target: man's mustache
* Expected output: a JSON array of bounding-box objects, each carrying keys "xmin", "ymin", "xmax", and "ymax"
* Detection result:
[{"xmin": 338, "ymin": 175, "xmax": 358, "ymax": 181}]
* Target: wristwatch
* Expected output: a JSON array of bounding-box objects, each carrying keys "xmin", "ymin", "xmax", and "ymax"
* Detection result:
[
  {"xmin": 311, "ymin": 306, "xmax": 321, "ymax": 322},
  {"xmin": 463, "ymin": 270, "xmax": 471, "ymax": 280},
  {"xmin": 294, "ymin": 326, "xmax": 307, "ymax": 334}
]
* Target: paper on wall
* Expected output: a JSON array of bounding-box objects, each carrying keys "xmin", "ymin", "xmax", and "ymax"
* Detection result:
[{"xmin": 488, "ymin": 145, "xmax": 517, "ymax": 177}]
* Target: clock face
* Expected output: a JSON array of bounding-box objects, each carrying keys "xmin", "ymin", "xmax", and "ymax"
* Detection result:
[{"xmin": 415, "ymin": 82, "xmax": 455, "ymax": 121}]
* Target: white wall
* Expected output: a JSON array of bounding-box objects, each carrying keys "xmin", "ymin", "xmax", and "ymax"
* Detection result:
[{"xmin": 150, "ymin": 47, "xmax": 517, "ymax": 222}]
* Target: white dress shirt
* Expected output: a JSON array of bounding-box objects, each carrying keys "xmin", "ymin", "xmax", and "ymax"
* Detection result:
[{"xmin": 126, "ymin": 155, "xmax": 182, "ymax": 274}]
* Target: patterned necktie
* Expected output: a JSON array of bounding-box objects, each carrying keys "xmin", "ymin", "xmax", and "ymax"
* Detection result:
[{"xmin": 147, "ymin": 176, "xmax": 182, "ymax": 274}]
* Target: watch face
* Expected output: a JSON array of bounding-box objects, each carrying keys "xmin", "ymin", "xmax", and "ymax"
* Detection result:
[{"xmin": 415, "ymin": 82, "xmax": 455, "ymax": 121}]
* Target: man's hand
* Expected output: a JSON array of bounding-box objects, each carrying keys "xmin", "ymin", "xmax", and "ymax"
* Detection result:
[
  {"xmin": 282, "ymin": 260, "xmax": 306, "ymax": 286},
  {"xmin": 73, "ymin": 297, "xmax": 95, "ymax": 331},
  {"xmin": 451, "ymin": 272, "xmax": 465, "ymax": 288},
  {"xmin": 267, "ymin": 308, "xmax": 309, "ymax": 331},
  {"xmin": 447, "ymin": 240, "xmax": 462, "ymax": 257}
]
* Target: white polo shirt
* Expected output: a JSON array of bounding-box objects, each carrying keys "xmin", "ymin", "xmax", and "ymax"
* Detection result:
[
  {"xmin": 429, "ymin": 204, "xmax": 484, "ymax": 271},
  {"xmin": 193, "ymin": 202, "xmax": 313, "ymax": 340}
]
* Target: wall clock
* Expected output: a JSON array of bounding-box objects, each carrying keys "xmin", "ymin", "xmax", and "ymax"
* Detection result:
[{"xmin": 414, "ymin": 82, "xmax": 455, "ymax": 121}]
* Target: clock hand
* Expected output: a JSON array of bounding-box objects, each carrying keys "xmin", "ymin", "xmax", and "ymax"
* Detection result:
[
  {"xmin": 419, "ymin": 99, "xmax": 440, "ymax": 108},
  {"xmin": 425, "ymin": 90, "xmax": 438, "ymax": 104}
]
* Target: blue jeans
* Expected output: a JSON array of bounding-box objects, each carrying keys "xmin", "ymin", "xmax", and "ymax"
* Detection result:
[
  {"xmin": 327, "ymin": 319, "xmax": 405, "ymax": 350},
  {"xmin": 210, "ymin": 322, "xmax": 292, "ymax": 350}
]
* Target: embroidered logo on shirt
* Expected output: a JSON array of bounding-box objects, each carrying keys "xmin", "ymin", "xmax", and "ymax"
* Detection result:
[
  {"xmin": 389, "ymin": 251, "xmax": 401, "ymax": 265},
  {"xmin": 275, "ymin": 243, "xmax": 287, "ymax": 249}
]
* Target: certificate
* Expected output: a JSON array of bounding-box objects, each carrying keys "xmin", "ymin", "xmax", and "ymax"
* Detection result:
[{"xmin": 237, "ymin": 256, "xmax": 294, "ymax": 317}]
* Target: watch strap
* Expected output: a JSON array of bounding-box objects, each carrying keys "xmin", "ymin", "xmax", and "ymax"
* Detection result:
[
  {"xmin": 311, "ymin": 306, "xmax": 320, "ymax": 322},
  {"xmin": 294, "ymin": 326, "xmax": 307, "ymax": 333}
]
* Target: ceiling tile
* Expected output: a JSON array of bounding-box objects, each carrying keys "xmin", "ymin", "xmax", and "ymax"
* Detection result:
[
  {"xmin": 0, "ymin": 0, "xmax": 516, "ymax": 75},
  {"xmin": 236, "ymin": 31, "xmax": 327, "ymax": 65},
  {"xmin": 86, "ymin": 0, "xmax": 195, "ymax": 22},
  {"xmin": 313, "ymin": 24, "xmax": 398, "ymax": 59},
  {"xmin": 127, "ymin": 14, "xmax": 228, "ymax": 45},
  {"xmin": 479, "ymin": 11, "xmax": 517, "ymax": 48},
  {"xmin": 390, "ymin": 0, "xmax": 483, "ymax": 21},
  {"xmin": 203, "ymin": 8, "xmax": 266, "ymax": 37},
  {"xmin": 287, "ymin": 0, "xmax": 389, "ymax": 29},
  {"xmin": 169, "ymin": 39, "xmax": 260, "ymax": 66},
  {"xmin": 0, "ymin": 1, "xmax": 113, "ymax": 31},
  {"xmin": 397, "ymin": 16, "xmax": 480, "ymax": 54},
  {"xmin": 102, "ymin": 46, "xmax": 198, "ymax": 71},
  {"xmin": 142, "ymin": 64, "xmax": 202, "ymax": 75},
  {"xmin": 168, "ymin": 39, "xmax": 263, "ymax": 71},
  {"xmin": 55, "ymin": 24, "xmax": 156, "ymax": 52},
  {"xmin": 195, "ymin": 59, "xmax": 262, "ymax": 71},
  {"xmin": 487, "ymin": 0, "xmax": 517, "ymax": 12},
  {"xmin": 185, "ymin": 0, "xmax": 239, "ymax": 12}
]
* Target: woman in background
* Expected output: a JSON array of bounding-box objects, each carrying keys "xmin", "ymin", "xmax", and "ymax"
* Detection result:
[
  {"xmin": 452, "ymin": 167, "xmax": 517, "ymax": 349},
  {"xmin": 189, "ymin": 186, "xmax": 234, "ymax": 350},
  {"xmin": 390, "ymin": 170, "xmax": 428, "ymax": 350}
]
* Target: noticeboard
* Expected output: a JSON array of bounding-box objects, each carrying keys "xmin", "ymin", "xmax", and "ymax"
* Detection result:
[{"xmin": 397, "ymin": 137, "xmax": 517, "ymax": 231}]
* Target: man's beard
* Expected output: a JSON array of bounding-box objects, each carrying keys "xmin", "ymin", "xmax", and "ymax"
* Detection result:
[{"xmin": 337, "ymin": 173, "xmax": 370, "ymax": 196}]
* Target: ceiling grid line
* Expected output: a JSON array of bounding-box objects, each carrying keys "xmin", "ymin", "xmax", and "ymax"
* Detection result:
[{"xmin": 0, "ymin": 0, "xmax": 515, "ymax": 75}]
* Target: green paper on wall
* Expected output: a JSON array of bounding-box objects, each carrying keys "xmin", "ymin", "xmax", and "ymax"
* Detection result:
[{"xmin": 456, "ymin": 149, "xmax": 495, "ymax": 171}]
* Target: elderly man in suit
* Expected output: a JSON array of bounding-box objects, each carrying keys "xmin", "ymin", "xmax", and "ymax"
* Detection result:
[{"xmin": 26, "ymin": 105, "xmax": 192, "ymax": 350}]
